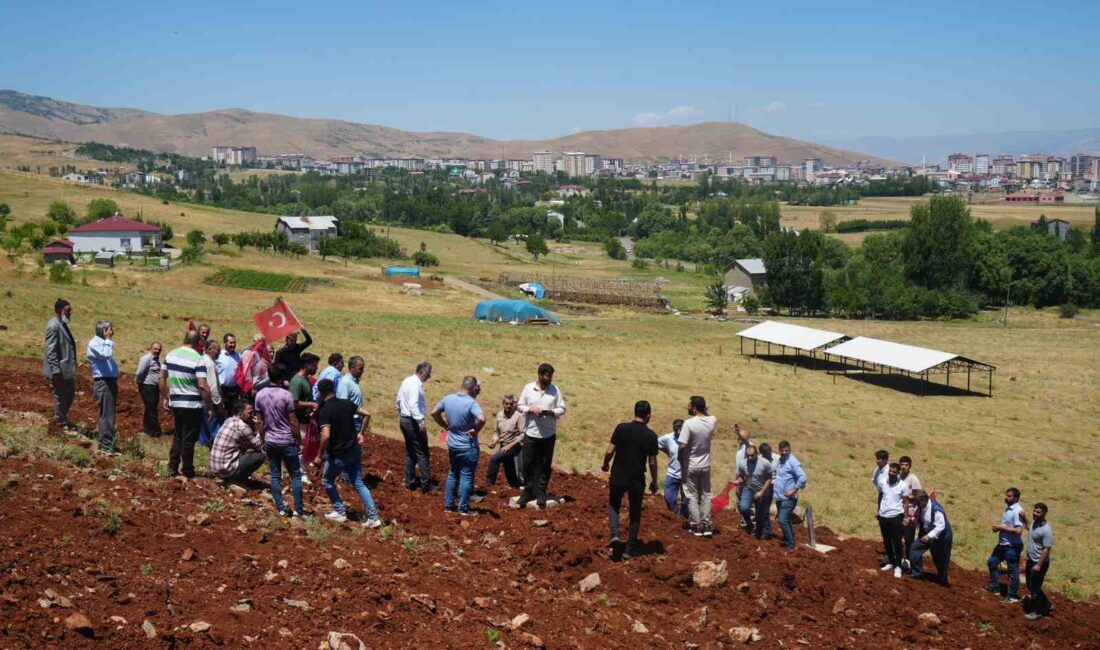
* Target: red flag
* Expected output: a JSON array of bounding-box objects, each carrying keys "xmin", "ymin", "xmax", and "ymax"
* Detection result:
[
  {"xmin": 187, "ymin": 319, "xmax": 197, "ymax": 332},
  {"xmin": 253, "ymin": 299, "xmax": 302, "ymax": 343}
]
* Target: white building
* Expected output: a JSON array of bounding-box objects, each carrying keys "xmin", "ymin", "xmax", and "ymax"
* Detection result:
[
  {"xmin": 584, "ymin": 154, "xmax": 602, "ymax": 175},
  {"xmin": 563, "ymin": 151, "xmax": 587, "ymax": 177},
  {"xmin": 803, "ymin": 158, "xmax": 823, "ymax": 182},
  {"xmin": 275, "ymin": 216, "xmax": 339, "ymax": 253},
  {"xmin": 212, "ymin": 146, "xmax": 258, "ymax": 165},
  {"xmin": 974, "ymin": 154, "xmax": 991, "ymax": 175},
  {"xmin": 532, "ymin": 151, "xmax": 554, "ymax": 174},
  {"xmin": 67, "ymin": 215, "xmax": 162, "ymax": 255}
]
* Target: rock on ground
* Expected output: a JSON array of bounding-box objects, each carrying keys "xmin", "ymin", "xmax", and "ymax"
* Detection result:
[
  {"xmin": 729, "ymin": 626, "xmax": 762, "ymax": 644},
  {"xmin": 918, "ymin": 612, "xmax": 942, "ymax": 628},
  {"xmin": 325, "ymin": 631, "xmax": 367, "ymax": 650},
  {"xmin": 578, "ymin": 572, "xmax": 601, "ymax": 593},
  {"xmin": 63, "ymin": 612, "xmax": 93, "ymax": 636},
  {"xmin": 693, "ymin": 560, "xmax": 729, "ymax": 588}
]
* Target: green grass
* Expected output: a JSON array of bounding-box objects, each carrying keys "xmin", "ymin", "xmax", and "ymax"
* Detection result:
[{"xmin": 204, "ymin": 268, "xmax": 333, "ymax": 293}]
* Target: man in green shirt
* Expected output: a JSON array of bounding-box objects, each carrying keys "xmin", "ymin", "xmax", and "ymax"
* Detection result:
[{"xmin": 290, "ymin": 353, "xmax": 319, "ymax": 483}]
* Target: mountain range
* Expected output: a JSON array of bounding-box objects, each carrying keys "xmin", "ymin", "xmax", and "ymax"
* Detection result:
[
  {"xmin": 0, "ymin": 89, "xmax": 894, "ymax": 166},
  {"xmin": 825, "ymin": 128, "xmax": 1100, "ymax": 165}
]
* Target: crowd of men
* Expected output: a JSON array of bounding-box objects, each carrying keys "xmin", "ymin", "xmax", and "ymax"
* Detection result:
[{"xmin": 41, "ymin": 298, "xmax": 1056, "ymax": 621}]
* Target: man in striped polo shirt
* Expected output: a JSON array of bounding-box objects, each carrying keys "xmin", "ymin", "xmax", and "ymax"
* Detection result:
[{"xmin": 159, "ymin": 330, "xmax": 212, "ymax": 479}]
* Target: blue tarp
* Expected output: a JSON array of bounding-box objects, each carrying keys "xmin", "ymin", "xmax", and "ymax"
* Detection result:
[
  {"xmin": 384, "ymin": 266, "xmax": 421, "ymax": 277},
  {"xmin": 519, "ymin": 282, "xmax": 546, "ymax": 299},
  {"xmin": 474, "ymin": 299, "xmax": 561, "ymax": 324}
]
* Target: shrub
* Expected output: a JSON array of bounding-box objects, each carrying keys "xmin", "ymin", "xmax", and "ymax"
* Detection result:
[
  {"xmin": 48, "ymin": 262, "xmax": 73, "ymax": 284},
  {"xmin": 742, "ymin": 294, "xmax": 761, "ymax": 314},
  {"xmin": 631, "ymin": 258, "xmax": 649, "ymax": 270},
  {"xmin": 605, "ymin": 237, "xmax": 627, "ymax": 260},
  {"xmin": 412, "ymin": 250, "xmax": 439, "ymax": 267},
  {"xmin": 1059, "ymin": 303, "xmax": 1079, "ymax": 319}
]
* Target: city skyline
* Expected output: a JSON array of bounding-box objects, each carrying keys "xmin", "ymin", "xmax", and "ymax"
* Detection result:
[{"xmin": 2, "ymin": 1, "xmax": 1098, "ymax": 142}]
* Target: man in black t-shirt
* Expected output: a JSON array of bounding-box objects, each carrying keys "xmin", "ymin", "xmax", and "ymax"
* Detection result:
[
  {"xmin": 601, "ymin": 400, "xmax": 659, "ymax": 560},
  {"xmin": 311, "ymin": 378, "xmax": 382, "ymax": 528}
]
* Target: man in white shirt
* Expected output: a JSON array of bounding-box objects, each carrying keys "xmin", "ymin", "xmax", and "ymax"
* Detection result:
[
  {"xmin": 677, "ymin": 395, "xmax": 717, "ymax": 538},
  {"xmin": 906, "ymin": 489, "xmax": 952, "ymax": 586},
  {"xmin": 656, "ymin": 419, "xmax": 686, "ymax": 516},
  {"xmin": 877, "ymin": 462, "xmax": 911, "ymax": 578},
  {"xmin": 516, "ymin": 363, "xmax": 566, "ymax": 509},
  {"xmin": 396, "ymin": 361, "xmax": 434, "ymax": 492}
]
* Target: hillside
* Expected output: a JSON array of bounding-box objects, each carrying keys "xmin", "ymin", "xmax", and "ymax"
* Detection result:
[
  {"xmin": 0, "ymin": 357, "xmax": 1096, "ymax": 648},
  {"xmin": 0, "ymin": 90, "xmax": 894, "ymax": 166}
]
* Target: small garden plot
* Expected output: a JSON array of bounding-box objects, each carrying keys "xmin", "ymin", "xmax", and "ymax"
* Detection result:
[{"xmin": 203, "ymin": 269, "xmax": 333, "ymax": 293}]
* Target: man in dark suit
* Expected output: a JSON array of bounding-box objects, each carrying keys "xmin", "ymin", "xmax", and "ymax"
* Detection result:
[{"xmin": 43, "ymin": 298, "xmax": 77, "ymax": 431}]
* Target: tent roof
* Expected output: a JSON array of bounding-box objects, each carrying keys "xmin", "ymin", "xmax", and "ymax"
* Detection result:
[
  {"xmin": 735, "ymin": 258, "xmax": 766, "ymax": 275},
  {"xmin": 276, "ymin": 216, "xmax": 338, "ymax": 230},
  {"xmin": 736, "ymin": 320, "xmax": 847, "ymax": 352},
  {"xmin": 825, "ymin": 336, "xmax": 994, "ymax": 373}
]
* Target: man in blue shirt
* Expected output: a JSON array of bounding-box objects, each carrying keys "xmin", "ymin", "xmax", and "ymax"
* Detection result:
[
  {"xmin": 313, "ymin": 353, "xmax": 344, "ymax": 401},
  {"xmin": 336, "ymin": 355, "xmax": 365, "ymax": 431},
  {"xmin": 431, "ymin": 376, "xmax": 485, "ymax": 515},
  {"xmin": 85, "ymin": 319, "xmax": 119, "ymax": 452},
  {"xmin": 772, "ymin": 440, "xmax": 808, "ymax": 549},
  {"xmin": 216, "ymin": 333, "xmax": 242, "ymax": 415},
  {"xmin": 986, "ymin": 487, "xmax": 1027, "ymax": 603}
]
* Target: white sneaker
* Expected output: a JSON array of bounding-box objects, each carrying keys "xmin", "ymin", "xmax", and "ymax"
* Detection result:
[
  {"xmin": 324, "ymin": 511, "xmax": 348, "ymax": 523},
  {"xmin": 362, "ymin": 518, "xmax": 382, "ymax": 529},
  {"xmin": 894, "ymin": 567, "xmax": 902, "ymax": 579},
  {"xmin": 901, "ymin": 558, "xmax": 911, "ymax": 571},
  {"xmin": 880, "ymin": 564, "xmax": 894, "ymax": 571}
]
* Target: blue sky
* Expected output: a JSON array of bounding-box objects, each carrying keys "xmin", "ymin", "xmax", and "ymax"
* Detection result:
[{"xmin": 2, "ymin": 1, "xmax": 1097, "ymax": 141}]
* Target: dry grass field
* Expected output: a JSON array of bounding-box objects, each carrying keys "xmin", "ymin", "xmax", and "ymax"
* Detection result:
[{"xmin": 3, "ymin": 168, "xmax": 1099, "ymax": 600}]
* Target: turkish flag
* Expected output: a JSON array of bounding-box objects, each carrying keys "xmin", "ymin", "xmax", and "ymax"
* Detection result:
[{"xmin": 253, "ymin": 299, "xmax": 302, "ymax": 342}]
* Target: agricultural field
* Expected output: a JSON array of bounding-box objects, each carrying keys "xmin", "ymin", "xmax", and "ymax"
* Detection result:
[{"xmin": 203, "ymin": 268, "xmax": 333, "ymax": 293}]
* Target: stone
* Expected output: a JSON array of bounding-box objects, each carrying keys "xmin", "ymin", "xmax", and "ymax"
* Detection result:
[
  {"xmin": 578, "ymin": 572, "xmax": 601, "ymax": 593},
  {"xmin": 230, "ymin": 603, "xmax": 252, "ymax": 614},
  {"xmin": 181, "ymin": 548, "xmax": 196, "ymax": 561},
  {"xmin": 283, "ymin": 598, "xmax": 311, "ymax": 611},
  {"xmin": 729, "ymin": 627, "xmax": 762, "ymax": 644},
  {"xmin": 228, "ymin": 484, "xmax": 247, "ymax": 498},
  {"xmin": 109, "ymin": 615, "xmax": 127, "ymax": 625},
  {"xmin": 473, "ymin": 597, "xmax": 492, "ymax": 608},
  {"xmin": 141, "ymin": 620, "xmax": 157, "ymax": 639},
  {"xmin": 409, "ymin": 594, "xmax": 436, "ymax": 613},
  {"xmin": 64, "ymin": 612, "xmax": 94, "ymax": 636},
  {"xmin": 326, "ymin": 631, "xmax": 367, "ymax": 650},
  {"xmin": 264, "ymin": 571, "xmax": 279, "ymax": 582},
  {"xmin": 532, "ymin": 520, "xmax": 549, "ymax": 527},
  {"xmin": 736, "ymin": 581, "xmax": 751, "ymax": 593},
  {"xmin": 510, "ymin": 612, "xmax": 530, "ymax": 630},
  {"xmin": 188, "ymin": 513, "xmax": 211, "ymax": 526},
  {"xmin": 693, "ymin": 560, "xmax": 728, "ymax": 588},
  {"xmin": 189, "ymin": 621, "xmax": 211, "ymax": 633},
  {"xmin": 520, "ymin": 632, "xmax": 545, "ymax": 648},
  {"xmin": 687, "ymin": 606, "xmax": 708, "ymax": 631},
  {"xmin": 60, "ymin": 479, "xmax": 74, "ymax": 492},
  {"xmin": 832, "ymin": 597, "xmax": 847, "ymax": 615},
  {"xmin": 917, "ymin": 612, "xmax": 942, "ymax": 628},
  {"xmin": 632, "ymin": 620, "xmax": 649, "ymax": 634},
  {"xmin": 277, "ymin": 559, "xmax": 289, "ymax": 569},
  {"xmin": 333, "ymin": 558, "xmax": 351, "ymax": 570}
]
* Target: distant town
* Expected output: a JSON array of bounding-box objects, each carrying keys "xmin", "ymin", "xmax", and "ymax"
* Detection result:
[{"xmin": 43, "ymin": 143, "xmax": 1100, "ymax": 204}]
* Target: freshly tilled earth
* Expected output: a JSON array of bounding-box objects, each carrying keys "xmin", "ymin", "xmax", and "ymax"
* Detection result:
[{"xmin": 0, "ymin": 357, "xmax": 1097, "ymax": 648}]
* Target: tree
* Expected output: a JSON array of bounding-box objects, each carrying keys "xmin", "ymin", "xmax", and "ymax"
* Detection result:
[
  {"xmin": 526, "ymin": 234, "xmax": 549, "ymax": 261},
  {"xmin": 486, "ymin": 218, "xmax": 510, "ymax": 245},
  {"xmin": 413, "ymin": 250, "xmax": 440, "ymax": 267},
  {"xmin": 818, "ymin": 210, "xmax": 837, "ymax": 233},
  {"xmin": 0, "ymin": 203, "xmax": 10, "ymax": 218},
  {"xmin": 903, "ymin": 196, "xmax": 975, "ymax": 290},
  {"xmin": 232, "ymin": 232, "xmax": 252, "ymax": 251},
  {"xmin": 86, "ymin": 198, "xmax": 120, "ymax": 221},
  {"xmin": 212, "ymin": 233, "xmax": 230, "ymax": 249},
  {"xmin": 46, "ymin": 201, "xmax": 77, "ymax": 226},
  {"xmin": 1091, "ymin": 207, "xmax": 1100, "ymax": 256},
  {"xmin": 762, "ymin": 229, "xmax": 828, "ymax": 314},
  {"xmin": 605, "ymin": 237, "xmax": 627, "ymax": 260},
  {"xmin": 186, "ymin": 230, "xmax": 206, "ymax": 248},
  {"xmin": 48, "ymin": 262, "xmax": 73, "ymax": 284},
  {"xmin": 705, "ymin": 281, "xmax": 728, "ymax": 313},
  {"xmin": 632, "ymin": 204, "xmax": 677, "ymax": 239}
]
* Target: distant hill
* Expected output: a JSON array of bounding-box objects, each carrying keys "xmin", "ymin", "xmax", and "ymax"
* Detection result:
[
  {"xmin": 825, "ymin": 127, "xmax": 1100, "ymax": 165},
  {"xmin": 0, "ymin": 89, "xmax": 893, "ymax": 166}
]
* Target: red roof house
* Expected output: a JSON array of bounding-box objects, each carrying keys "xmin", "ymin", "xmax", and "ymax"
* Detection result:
[{"xmin": 67, "ymin": 214, "xmax": 162, "ymax": 254}]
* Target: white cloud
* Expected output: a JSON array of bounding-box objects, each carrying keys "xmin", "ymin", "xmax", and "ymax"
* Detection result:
[
  {"xmin": 761, "ymin": 100, "xmax": 788, "ymax": 113},
  {"xmin": 570, "ymin": 126, "xmax": 584, "ymax": 134},
  {"xmin": 809, "ymin": 101, "xmax": 825, "ymax": 108},
  {"xmin": 633, "ymin": 105, "xmax": 704, "ymax": 126}
]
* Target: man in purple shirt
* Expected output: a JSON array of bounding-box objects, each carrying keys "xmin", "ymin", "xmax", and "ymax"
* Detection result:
[{"xmin": 255, "ymin": 363, "xmax": 303, "ymax": 516}]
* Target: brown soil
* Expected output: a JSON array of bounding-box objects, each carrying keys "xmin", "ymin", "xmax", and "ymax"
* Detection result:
[{"xmin": 0, "ymin": 356, "xmax": 1097, "ymax": 648}]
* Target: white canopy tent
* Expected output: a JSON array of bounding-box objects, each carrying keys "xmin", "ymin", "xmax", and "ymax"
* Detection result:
[
  {"xmin": 824, "ymin": 336, "xmax": 996, "ymax": 396},
  {"xmin": 736, "ymin": 320, "xmax": 849, "ymax": 370}
]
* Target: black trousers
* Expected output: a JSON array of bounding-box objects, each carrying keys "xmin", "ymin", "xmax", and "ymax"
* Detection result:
[
  {"xmin": 140, "ymin": 383, "xmax": 161, "ymax": 434},
  {"xmin": 519, "ymin": 436, "xmax": 556, "ymax": 505},
  {"xmin": 220, "ymin": 385, "xmax": 241, "ymax": 419},
  {"xmin": 486, "ymin": 444, "xmax": 522, "ymax": 487},
  {"xmin": 609, "ymin": 481, "xmax": 645, "ymax": 545},
  {"xmin": 231, "ymin": 451, "xmax": 266, "ymax": 482},
  {"xmin": 169, "ymin": 407, "xmax": 203, "ymax": 478},
  {"xmin": 1025, "ymin": 559, "xmax": 1051, "ymax": 615},
  {"xmin": 909, "ymin": 531, "xmax": 952, "ymax": 584},
  {"xmin": 878, "ymin": 514, "xmax": 905, "ymax": 567},
  {"xmin": 399, "ymin": 416, "xmax": 432, "ymax": 489}
]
